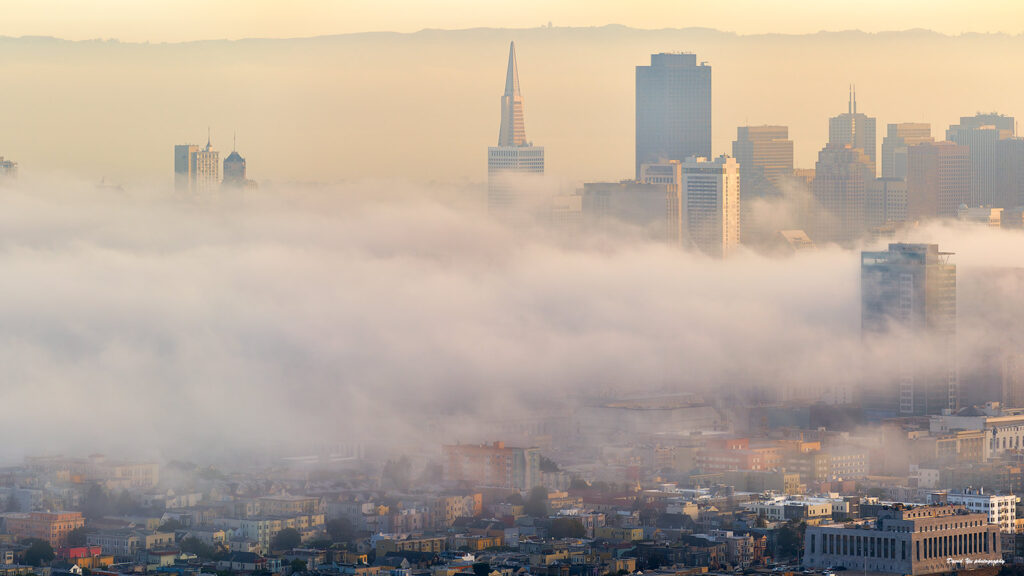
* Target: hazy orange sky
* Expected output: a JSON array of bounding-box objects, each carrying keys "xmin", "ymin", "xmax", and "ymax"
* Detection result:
[{"xmin": 1, "ymin": 0, "xmax": 1022, "ymax": 41}]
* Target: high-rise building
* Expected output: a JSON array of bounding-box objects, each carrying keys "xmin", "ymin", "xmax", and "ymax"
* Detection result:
[
  {"xmin": 828, "ymin": 87, "xmax": 877, "ymax": 175},
  {"xmin": 946, "ymin": 113, "xmax": 1014, "ymax": 206},
  {"xmin": 732, "ymin": 126, "xmax": 796, "ymax": 245},
  {"xmin": 862, "ymin": 243, "xmax": 957, "ymax": 417},
  {"xmin": 174, "ymin": 136, "xmax": 220, "ymax": 197},
  {"xmin": 635, "ymin": 53, "xmax": 712, "ymax": 178},
  {"xmin": 487, "ymin": 42, "xmax": 544, "ymax": 215},
  {"xmin": 174, "ymin": 144, "xmax": 199, "ymax": 193},
  {"xmin": 640, "ymin": 160, "xmax": 684, "ymax": 244},
  {"xmin": 812, "ymin": 143, "xmax": 873, "ymax": 244},
  {"xmin": 732, "ymin": 126, "xmax": 794, "ymax": 198},
  {"xmin": 906, "ymin": 141, "xmax": 971, "ymax": 220},
  {"xmin": 222, "ymin": 136, "xmax": 257, "ymax": 190},
  {"xmin": 866, "ymin": 177, "xmax": 908, "ymax": 229},
  {"xmin": 0, "ymin": 156, "xmax": 17, "ymax": 179},
  {"xmin": 995, "ymin": 137, "xmax": 1024, "ymax": 209},
  {"xmin": 881, "ymin": 123, "xmax": 933, "ymax": 180},
  {"xmin": 677, "ymin": 155, "xmax": 741, "ymax": 258}
]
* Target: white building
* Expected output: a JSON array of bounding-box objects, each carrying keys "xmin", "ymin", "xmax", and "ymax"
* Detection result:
[
  {"xmin": 174, "ymin": 137, "xmax": 220, "ymax": 197},
  {"xmin": 929, "ymin": 404, "xmax": 1024, "ymax": 460},
  {"xmin": 943, "ymin": 489, "xmax": 1018, "ymax": 533},
  {"xmin": 644, "ymin": 156, "xmax": 740, "ymax": 257}
]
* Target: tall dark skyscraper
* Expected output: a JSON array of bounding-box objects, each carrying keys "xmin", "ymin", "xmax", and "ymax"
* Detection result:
[
  {"xmin": 487, "ymin": 42, "xmax": 544, "ymax": 215},
  {"xmin": 862, "ymin": 243, "xmax": 957, "ymax": 418},
  {"xmin": 635, "ymin": 53, "xmax": 711, "ymax": 179}
]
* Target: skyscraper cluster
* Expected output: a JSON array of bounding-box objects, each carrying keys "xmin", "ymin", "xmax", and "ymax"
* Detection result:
[{"xmin": 174, "ymin": 132, "xmax": 257, "ymax": 196}]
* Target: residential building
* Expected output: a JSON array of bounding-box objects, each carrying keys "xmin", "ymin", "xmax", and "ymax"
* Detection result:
[
  {"xmin": 635, "ymin": 53, "xmax": 712, "ymax": 178},
  {"xmin": 487, "ymin": 42, "xmax": 544, "ymax": 215},
  {"xmin": 906, "ymin": 140, "xmax": 971, "ymax": 220},
  {"xmin": 5, "ymin": 512, "xmax": 85, "ymax": 547},
  {"xmin": 862, "ymin": 244, "xmax": 957, "ymax": 417},
  {"xmin": 442, "ymin": 441, "xmax": 541, "ymax": 491},
  {"xmin": 943, "ymin": 489, "xmax": 1018, "ymax": 534},
  {"xmin": 803, "ymin": 505, "xmax": 1001, "ymax": 575},
  {"xmin": 640, "ymin": 160, "xmax": 683, "ymax": 244},
  {"xmin": 946, "ymin": 113, "xmax": 1015, "ymax": 206},
  {"xmin": 828, "ymin": 87, "xmax": 877, "ymax": 174},
  {"xmin": 881, "ymin": 123, "xmax": 933, "ymax": 180}
]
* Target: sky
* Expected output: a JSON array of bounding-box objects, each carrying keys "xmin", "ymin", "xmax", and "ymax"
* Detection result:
[{"xmin": 1, "ymin": 0, "xmax": 1023, "ymax": 41}]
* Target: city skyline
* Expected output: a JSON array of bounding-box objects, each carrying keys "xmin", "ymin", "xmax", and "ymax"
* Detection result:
[{"xmin": 1, "ymin": 28, "xmax": 1023, "ymax": 185}]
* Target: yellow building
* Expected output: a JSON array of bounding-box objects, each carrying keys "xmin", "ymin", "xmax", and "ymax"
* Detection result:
[{"xmin": 376, "ymin": 536, "xmax": 446, "ymax": 555}]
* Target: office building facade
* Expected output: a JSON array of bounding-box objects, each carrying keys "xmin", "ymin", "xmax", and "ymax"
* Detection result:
[
  {"xmin": 812, "ymin": 143, "xmax": 873, "ymax": 244},
  {"xmin": 862, "ymin": 243, "xmax": 957, "ymax": 417},
  {"xmin": 906, "ymin": 141, "xmax": 971, "ymax": 220},
  {"xmin": 803, "ymin": 505, "xmax": 1001, "ymax": 575},
  {"xmin": 946, "ymin": 113, "xmax": 1014, "ymax": 206},
  {"xmin": 635, "ymin": 53, "xmax": 711, "ymax": 178},
  {"xmin": 881, "ymin": 123, "xmax": 933, "ymax": 180}
]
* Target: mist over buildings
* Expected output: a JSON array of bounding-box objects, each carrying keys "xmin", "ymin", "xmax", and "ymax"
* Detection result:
[{"xmin": 0, "ymin": 173, "xmax": 1019, "ymax": 463}]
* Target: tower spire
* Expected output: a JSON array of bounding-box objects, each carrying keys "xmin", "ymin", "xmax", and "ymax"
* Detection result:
[
  {"xmin": 497, "ymin": 41, "xmax": 527, "ymax": 146},
  {"xmin": 853, "ymin": 84, "xmax": 857, "ymax": 114},
  {"xmin": 504, "ymin": 41, "xmax": 521, "ymax": 97},
  {"xmin": 848, "ymin": 84, "xmax": 852, "ymax": 114},
  {"xmin": 206, "ymin": 126, "xmax": 212, "ymax": 151}
]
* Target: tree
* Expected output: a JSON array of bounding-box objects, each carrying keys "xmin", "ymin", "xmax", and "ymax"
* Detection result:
[
  {"xmin": 504, "ymin": 492, "xmax": 524, "ymax": 506},
  {"xmin": 755, "ymin": 513, "xmax": 767, "ymax": 528},
  {"xmin": 66, "ymin": 527, "xmax": 89, "ymax": 546},
  {"xmin": 325, "ymin": 518, "xmax": 354, "ymax": 543},
  {"xmin": 290, "ymin": 559, "xmax": 307, "ymax": 573},
  {"xmin": 524, "ymin": 486, "xmax": 548, "ymax": 518},
  {"xmin": 81, "ymin": 484, "xmax": 111, "ymax": 520},
  {"xmin": 472, "ymin": 563, "xmax": 491, "ymax": 576},
  {"xmin": 22, "ymin": 539, "xmax": 54, "ymax": 567},
  {"xmin": 775, "ymin": 520, "xmax": 806, "ymax": 559},
  {"xmin": 180, "ymin": 537, "xmax": 216, "ymax": 559},
  {"xmin": 272, "ymin": 528, "xmax": 302, "ymax": 551},
  {"xmin": 548, "ymin": 518, "xmax": 586, "ymax": 539}
]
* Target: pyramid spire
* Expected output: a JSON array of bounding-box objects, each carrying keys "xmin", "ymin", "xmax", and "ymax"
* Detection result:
[
  {"xmin": 504, "ymin": 41, "xmax": 521, "ymax": 97},
  {"xmin": 497, "ymin": 41, "xmax": 527, "ymax": 146}
]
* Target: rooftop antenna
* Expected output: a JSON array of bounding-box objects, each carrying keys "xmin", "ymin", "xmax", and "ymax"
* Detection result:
[{"xmin": 233, "ymin": 131, "xmax": 237, "ymax": 152}]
